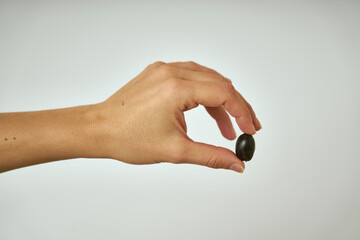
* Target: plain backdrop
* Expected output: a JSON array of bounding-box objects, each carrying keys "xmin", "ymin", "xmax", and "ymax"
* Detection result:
[{"xmin": 0, "ymin": 0, "xmax": 359, "ymax": 239}]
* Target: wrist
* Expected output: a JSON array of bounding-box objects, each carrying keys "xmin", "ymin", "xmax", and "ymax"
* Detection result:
[{"xmin": 72, "ymin": 103, "xmax": 109, "ymax": 159}]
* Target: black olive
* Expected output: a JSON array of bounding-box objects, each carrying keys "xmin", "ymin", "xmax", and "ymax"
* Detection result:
[{"xmin": 235, "ymin": 134, "xmax": 255, "ymax": 161}]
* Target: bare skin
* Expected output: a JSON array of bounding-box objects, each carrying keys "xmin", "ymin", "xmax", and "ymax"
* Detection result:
[{"xmin": 0, "ymin": 61, "xmax": 262, "ymax": 173}]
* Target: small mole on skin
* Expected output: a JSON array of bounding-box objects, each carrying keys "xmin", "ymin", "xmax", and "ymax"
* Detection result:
[
  {"xmin": 4, "ymin": 138, "xmax": 8, "ymax": 141},
  {"xmin": 13, "ymin": 137, "xmax": 16, "ymax": 140},
  {"xmin": 122, "ymin": 101, "xmax": 125, "ymax": 106}
]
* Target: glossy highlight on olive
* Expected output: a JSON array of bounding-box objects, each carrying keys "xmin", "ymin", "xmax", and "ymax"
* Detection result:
[{"xmin": 235, "ymin": 134, "xmax": 255, "ymax": 161}]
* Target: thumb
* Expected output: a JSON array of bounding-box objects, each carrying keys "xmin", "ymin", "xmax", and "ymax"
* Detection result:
[{"xmin": 179, "ymin": 140, "xmax": 245, "ymax": 173}]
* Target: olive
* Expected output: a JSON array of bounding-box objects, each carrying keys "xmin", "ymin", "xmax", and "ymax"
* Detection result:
[{"xmin": 235, "ymin": 134, "xmax": 255, "ymax": 161}]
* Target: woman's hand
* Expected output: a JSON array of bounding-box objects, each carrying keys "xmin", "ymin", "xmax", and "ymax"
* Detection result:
[{"xmin": 90, "ymin": 61, "xmax": 262, "ymax": 173}]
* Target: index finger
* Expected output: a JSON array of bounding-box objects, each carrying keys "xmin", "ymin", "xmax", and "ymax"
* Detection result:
[
  {"xmin": 168, "ymin": 61, "xmax": 230, "ymax": 82},
  {"xmin": 168, "ymin": 61, "xmax": 262, "ymax": 130},
  {"xmin": 178, "ymin": 79, "xmax": 256, "ymax": 135}
]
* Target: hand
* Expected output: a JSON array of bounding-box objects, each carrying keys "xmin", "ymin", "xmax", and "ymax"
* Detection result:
[
  {"xmin": 90, "ymin": 61, "xmax": 262, "ymax": 173},
  {"xmin": 88, "ymin": 62, "xmax": 261, "ymax": 172}
]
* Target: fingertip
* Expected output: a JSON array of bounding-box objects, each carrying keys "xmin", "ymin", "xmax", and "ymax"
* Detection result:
[
  {"xmin": 228, "ymin": 134, "xmax": 237, "ymax": 140},
  {"xmin": 221, "ymin": 129, "xmax": 236, "ymax": 140},
  {"xmin": 251, "ymin": 124, "xmax": 257, "ymax": 135},
  {"xmin": 229, "ymin": 162, "xmax": 245, "ymax": 173},
  {"xmin": 236, "ymin": 116, "xmax": 256, "ymax": 135},
  {"xmin": 254, "ymin": 117, "xmax": 262, "ymax": 131},
  {"xmin": 241, "ymin": 125, "xmax": 257, "ymax": 135},
  {"xmin": 223, "ymin": 131, "xmax": 236, "ymax": 140},
  {"xmin": 227, "ymin": 127, "xmax": 237, "ymax": 140}
]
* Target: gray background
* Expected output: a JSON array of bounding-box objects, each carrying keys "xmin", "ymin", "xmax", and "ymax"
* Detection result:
[{"xmin": 0, "ymin": 0, "xmax": 359, "ymax": 239}]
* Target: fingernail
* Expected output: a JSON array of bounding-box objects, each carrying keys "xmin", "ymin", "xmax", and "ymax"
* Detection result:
[{"xmin": 229, "ymin": 163, "xmax": 244, "ymax": 173}]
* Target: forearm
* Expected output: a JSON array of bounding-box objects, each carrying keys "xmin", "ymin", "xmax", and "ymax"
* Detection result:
[{"xmin": 0, "ymin": 104, "xmax": 100, "ymax": 173}]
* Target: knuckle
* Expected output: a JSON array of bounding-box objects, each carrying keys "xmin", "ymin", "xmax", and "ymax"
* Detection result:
[
  {"xmin": 246, "ymin": 102, "xmax": 254, "ymax": 111},
  {"xmin": 185, "ymin": 61, "xmax": 198, "ymax": 67},
  {"xmin": 238, "ymin": 112, "xmax": 252, "ymax": 125},
  {"xmin": 224, "ymin": 77, "xmax": 232, "ymax": 84},
  {"xmin": 151, "ymin": 61, "xmax": 166, "ymax": 68},
  {"xmin": 205, "ymin": 154, "xmax": 221, "ymax": 169},
  {"xmin": 146, "ymin": 61, "xmax": 165, "ymax": 71},
  {"xmin": 220, "ymin": 75, "xmax": 231, "ymax": 83},
  {"xmin": 223, "ymin": 82, "xmax": 235, "ymax": 96}
]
